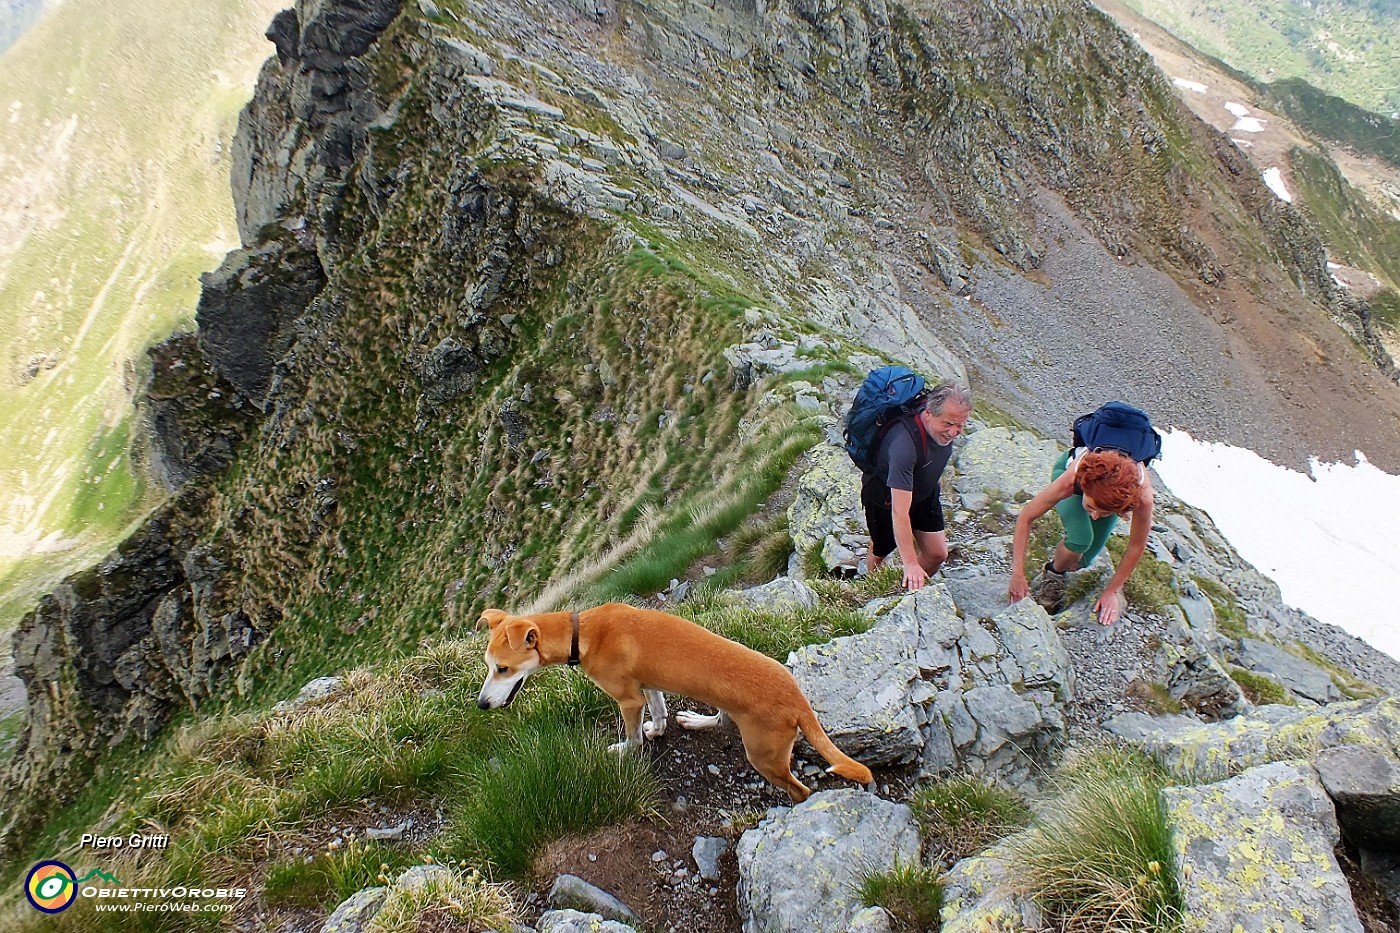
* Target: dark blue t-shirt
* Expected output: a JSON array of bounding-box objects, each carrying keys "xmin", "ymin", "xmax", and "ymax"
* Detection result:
[{"xmin": 874, "ymin": 417, "xmax": 953, "ymax": 503}]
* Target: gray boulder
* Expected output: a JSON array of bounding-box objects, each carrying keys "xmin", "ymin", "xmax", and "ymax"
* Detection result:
[
  {"xmin": 692, "ymin": 836, "xmax": 730, "ymax": 882},
  {"xmin": 320, "ymin": 886, "xmax": 388, "ymax": 933},
  {"xmin": 789, "ymin": 601, "xmax": 924, "ymax": 765},
  {"xmin": 952, "ymin": 427, "xmax": 1059, "ymax": 511},
  {"xmin": 394, "ymin": 864, "xmax": 449, "ymax": 891},
  {"xmin": 991, "ymin": 599, "xmax": 1074, "ymax": 700},
  {"xmin": 938, "ymin": 844, "xmax": 1042, "ymax": 933},
  {"xmin": 1105, "ymin": 697, "xmax": 1400, "ymax": 781},
  {"xmin": 787, "ymin": 445, "xmax": 869, "ymax": 574},
  {"xmin": 737, "ymin": 789, "xmax": 919, "ymax": 933},
  {"xmin": 1235, "ymin": 638, "xmax": 1341, "ymax": 704},
  {"xmin": 1166, "ymin": 762, "xmax": 1363, "ymax": 933},
  {"xmin": 547, "ymin": 875, "xmax": 641, "ymax": 927},
  {"xmin": 942, "ymin": 565, "xmax": 1014, "ymax": 623},
  {"xmin": 536, "ymin": 909, "xmax": 636, "ymax": 933},
  {"xmin": 1315, "ymin": 744, "xmax": 1400, "ymax": 849},
  {"xmin": 846, "ymin": 906, "xmax": 894, "ymax": 933},
  {"xmin": 723, "ymin": 577, "xmax": 820, "ymax": 614}
]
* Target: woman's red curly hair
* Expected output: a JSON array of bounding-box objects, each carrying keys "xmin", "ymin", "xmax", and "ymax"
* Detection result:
[{"xmin": 1077, "ymin": 450, "xmax": 1141, "ymax": 513}]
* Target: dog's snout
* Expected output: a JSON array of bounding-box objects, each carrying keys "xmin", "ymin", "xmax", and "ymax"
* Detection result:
[{"xmin": 477, "ymin": 697, "xmax": 490, "ymax": 710}]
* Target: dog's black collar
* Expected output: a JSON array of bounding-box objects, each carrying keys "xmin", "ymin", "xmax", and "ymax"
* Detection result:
[{"xmin": 568, "ymin": 610, "xmax": 581, "ymax": 667}]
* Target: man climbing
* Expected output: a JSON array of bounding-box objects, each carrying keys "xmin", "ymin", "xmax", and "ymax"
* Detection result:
[{"xmin": 862, "ymin": 382, "xmax": 973, "ymax": 591}]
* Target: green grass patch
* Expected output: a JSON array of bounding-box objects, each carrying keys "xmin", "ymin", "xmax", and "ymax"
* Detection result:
[
  {"xmin": 682, "ymin": 603, "xmax": 873, "ymax": 661},
  {"xmin": 591, "ymin": 416, "xmax": 821, "ymax": 601},
  {"xmin": 1126, "ymin": 679, "xmax": 1184, "ymax": 715},
  {"xmin": 857, "ymin": 860, "xmax": 944, "ymax": 932},
  {"xmin": 1192, "ymin": 575, "xmax": 1249, "ymax": 639},
  {"xmin": 911, "ymin": 776, "xmax": 1032, "ymax": 860},
  {"xmin": 446, "ymin": 717, "xmax": 659, "ymax": 876},
  {"xmin": 1106, "ymin": 536, "xmax": 1177, "ymax": 615},
  {"xmin": 263, "ymin": 838, "xmax": 415, "ymax": 909},
  {"xmin": 1010, "ymin": 746, "xmax": 1182, "ymax": 932},
  {"xmin": 806, "ymin": 563, "xmax": 902, "ymax": 609},
  {"xmin": 1227, "ymin": 667, "xmax": 1293, "ymax": 707}
]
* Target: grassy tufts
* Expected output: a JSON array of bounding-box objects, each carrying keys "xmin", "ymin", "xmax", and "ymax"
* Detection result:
[
  {"xmin": 263, "ymin": 837, "xmax": 414, "ymax": 909},
  {"xmin": 683, "ymin": 604, "xmax": 873, "ymax": 661},
  {"xmin": 911, "ymin": 776, "xmax": 1033, "ymax": 860},
  {"xmin": 365, "ymin": 865, "xmax": 518, "ymax": 933},
  {"xmin": 1191, "ymin": 575, "xmax": 1249, "ymax": 640},
  {"xmin": 446, "ymin": 717, "xmax": 659, "ymax": 876},
  {"xmin": 1227, "ymin": 667, "xmax": 1293, "ymax": 706},
  {"xmin": 1010, "ymin": 746, "xmax": 1182, "ymax": 933},
  {"xmin": 1105, "ymin": 537, "xmax": 1176, "ymax": 614},
  {"xmin": 857, "ymin": 860, "xmax": 945, "ymax": 932}
]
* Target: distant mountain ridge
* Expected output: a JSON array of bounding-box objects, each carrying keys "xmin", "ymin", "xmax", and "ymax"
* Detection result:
[{"xmin": 1121, "ymin": 0, "xmax": 1400, "ymax": 115}]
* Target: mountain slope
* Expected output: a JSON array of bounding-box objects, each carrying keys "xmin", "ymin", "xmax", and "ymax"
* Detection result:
[
  {"xmin": 1117, "ymin": 0, "xmax": 1400, "ymax": 115},
  {"xmin": 8, "ymin": 0, "xmax": 1400, "ymax": 884},
  {"xmin": 0, "ymin": 0, "xmax": 284, "ymax": 631}
]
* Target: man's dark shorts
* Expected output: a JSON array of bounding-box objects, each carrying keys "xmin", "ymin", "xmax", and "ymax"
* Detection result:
[{"xmin": 861, "ymin": 475, "xmax": 946, "ymax": 559}]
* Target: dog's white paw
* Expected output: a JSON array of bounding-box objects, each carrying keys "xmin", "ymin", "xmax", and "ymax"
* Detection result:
[
  {"xmin": 608, "ymin": 740, "xmax": 638, "ymax": 754},
  {"xmin": 676, "ymin": 710, "xmax": 724, "ymax": 730},
  {"xmin": 643, "ymin": 720, "xmax": 666, "ymax": 740}
]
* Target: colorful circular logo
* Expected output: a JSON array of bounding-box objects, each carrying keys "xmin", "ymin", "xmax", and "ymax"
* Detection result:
[{"xmin": 26, "ymin": 861, "xmax": 77, "ymax": 913}]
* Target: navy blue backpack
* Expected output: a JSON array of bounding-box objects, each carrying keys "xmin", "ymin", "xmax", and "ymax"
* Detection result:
[
  {"xmin": 844, "ymin": 366, "xmax": 928, "ymax": 473},
  {"xmin": 1072, "ymin": 401, "xmax": 1162, "ymax": 464}
]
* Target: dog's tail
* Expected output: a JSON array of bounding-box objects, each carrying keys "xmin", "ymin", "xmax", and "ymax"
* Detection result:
[{"xmin": 797, "ymin": 706, "xmax": 873, "ymax": 785}]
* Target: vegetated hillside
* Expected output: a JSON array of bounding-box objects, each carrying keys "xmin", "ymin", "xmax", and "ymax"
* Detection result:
[
  {"xmin": 1094, "ymin": 0, "xmax": 1400, "ymax": 379},
  {"xmin": 0, "ymin": 0, "xmax": 284, "ymax": 637},
  {"xmin": 1118, "ymin": 0, "xmax": 1400, "ymax": 115},
  {"xmin": 8, "ymin": 0, "xmax": 1400, "ymax": 904},
  {"xmin": 1257, "ymin": 78, "xmax": 1400, "ymax": 171}
]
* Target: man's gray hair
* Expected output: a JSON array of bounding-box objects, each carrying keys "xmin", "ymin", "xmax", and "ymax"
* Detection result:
[{"xmin": 924, "ymin": 380, "xmax": 973, "ymax": 414}]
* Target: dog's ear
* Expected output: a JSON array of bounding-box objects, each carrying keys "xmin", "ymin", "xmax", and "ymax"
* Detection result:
[
  {"xmin": 504, "ymin": 620, "xmax": 540, "ymax": 651},
  {"xmin": 477, "ymin": 609, "xmax": 507, "ymax": 632}
]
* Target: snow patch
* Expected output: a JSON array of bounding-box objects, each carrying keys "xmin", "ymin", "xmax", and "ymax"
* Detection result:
[
  {"xmin": 1172, "ymin": 77, "xmax": 1208, "ymax": 93},
  {"xmin": 1261, "ymin": 167, "xmax": 1292, "ymax": 202},
  {"xmin": 1155, "ymin": 430, "xmax": 1400, "ymax": 663},
  {"xmin": 1230, "ymin": 117, "xmax": 1267, "ymax": 133},
  {"xmin": 1224, "ymin": 101, "xmax": 1250, "ymax": 117}
]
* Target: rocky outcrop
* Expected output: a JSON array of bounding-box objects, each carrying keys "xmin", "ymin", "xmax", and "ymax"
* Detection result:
[
  {"xmin": 1167, "ymin": 762, "xmax": 1364, "ymax": 933},
  {"xmin": 1105, "ymin": 696, "xmax": 1400, "ymax": 781},
  {"xmin": 790, "ymin": 584, "xmax": 1070, "ymax": 788},
  {"xmin": 232, "ymin": 0, "xmax": 404, "ymax": 247},
  {"xmin": 137, "ymin": 333, "xmax": 256, "ymax": 492},
  {"xmin": 1314, "ymin": 744, "xmax": 1400, "ymax": 850},
  {"xmin": 1, "ymin": 498, "xmax": 261, "ymax": 847},
  {"xmin": 787, "ymin": 445, "xmax": 869, "ymax": 575},
  {"xmin": 951, "ymin": 426, "xmax": 1059, "ymax": 511},
  {"xmin": 196, "ymin": 233, "xmax": 328, "ymax": 409},
  {"xmin": 938, "ymin": 843, "xmax": 1043, "ymax": 933},
  {"xmin": 737, "ymin": 789, "xmax": 919, "ymax": 933}
]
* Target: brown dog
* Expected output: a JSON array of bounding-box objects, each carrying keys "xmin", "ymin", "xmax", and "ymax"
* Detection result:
[{"xmin": 475, "ymin": 603, "xmax": 873, "ymax": 801}]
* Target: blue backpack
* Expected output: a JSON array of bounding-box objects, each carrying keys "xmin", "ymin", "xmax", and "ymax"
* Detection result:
[
  {"xmin": 1072, "ymin": 401, "xmax": 1162, "ymax": 464},
  {"xmin": 845, "ymin": 365, "xmax": 928, "ymax": 473}
]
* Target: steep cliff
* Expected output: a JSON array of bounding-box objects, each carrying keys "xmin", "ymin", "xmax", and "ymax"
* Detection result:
[{"xmin": 7, "ymin": 0, "xmax": 1400, "ymax": 861}]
